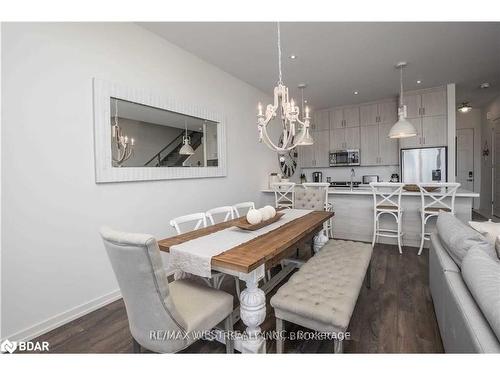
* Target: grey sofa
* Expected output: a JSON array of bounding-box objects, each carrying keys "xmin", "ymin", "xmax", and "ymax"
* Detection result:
[{"xmin": 430, "ymin": 213, "xmax": 500, "ymax": 353}]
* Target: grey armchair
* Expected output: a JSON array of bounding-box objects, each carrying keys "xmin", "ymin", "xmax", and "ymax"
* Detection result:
[{"xmin": 100, "ymin": 227, "xmax": 234, "ymax": 353}]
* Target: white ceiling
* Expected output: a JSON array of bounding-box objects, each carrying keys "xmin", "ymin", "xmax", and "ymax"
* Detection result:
[{"xmin": 139, "ymin": 22, "xmax": 500, "ymax": 110}]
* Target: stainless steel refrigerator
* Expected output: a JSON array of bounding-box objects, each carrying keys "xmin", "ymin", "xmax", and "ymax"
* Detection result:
[{"xmin": 401, "ymin": 147, "xmax": 447, "ymax": 183}]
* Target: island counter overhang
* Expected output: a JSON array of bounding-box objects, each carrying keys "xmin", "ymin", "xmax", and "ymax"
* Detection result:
[{"xmin": 261, "ymin": 187, "xmax": 479, "ymax": 249}]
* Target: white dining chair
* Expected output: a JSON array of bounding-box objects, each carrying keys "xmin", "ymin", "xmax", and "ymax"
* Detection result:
[
  {"xmin": 232, "ymin": 202, "xmax": 255, "ymax": 218},
  {"xmin": 206, "ymin": 206, "xmax": 235, "ymax": 225},
  {"xmin": 100, "ymin": 227, "xmax": 234, "ymax": 353},
  {"xmin": 170, "ymin": 212, "xmax": 227, "ymax": 290},
  {"xmin": 272, "ymin": 182, "xmax": 296, "ymax": 209},
  {"xmin": 416, "ymin": 182, "xmax": 460, "ymax": 256},
  {"xmin": 370, "ymin": 182, "xmax": 405, "ymax": 254},
  {"xmin": 303, "ymin": 182, "xmax": 333, "ymax": 238}
]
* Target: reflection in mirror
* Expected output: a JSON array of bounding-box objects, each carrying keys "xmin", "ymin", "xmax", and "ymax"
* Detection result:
[{"xmin": 110, "ymin": 98, "xmax": 219, "ymax": 168}]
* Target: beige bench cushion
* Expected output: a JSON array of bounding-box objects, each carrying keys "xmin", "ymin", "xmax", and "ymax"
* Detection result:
[{"xmin": 271, "ymin": 240, "xmax": 372, "ymax": 332}]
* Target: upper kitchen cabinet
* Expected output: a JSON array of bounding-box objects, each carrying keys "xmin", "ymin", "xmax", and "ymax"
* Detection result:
[
  {"xmin": 405, "ymin": 88, "xmax": 446, "ymax": 118},
  {"xmin": 300, "ymin": 129, "xmax": 330, "ymax": 167},
  {"xmin": 360, "ymin": 123, "xmax": 398, "ymax": 166},
  {"xmin": 360, "ymin": 100, "xmax": 397, "ymax": 126},
  {"xmin": 312, "ymin": 110, "xmax": 330, "ymax": 131},
  {"xmin": 330, "ymin": 106, "xmax": 360, "ymax": 129},
  {"xmin": 399, "ymin": 115, "xmax": 447, "ymax": 149},
  {"xmin": 330, "ymin": 126, "xmax": 360, "ymax": 150}
]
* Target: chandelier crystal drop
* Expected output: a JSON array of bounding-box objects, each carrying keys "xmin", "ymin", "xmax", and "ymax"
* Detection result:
[{"xmin": 257, "ymin": 22, "xmax": 313, "ymax": 153}]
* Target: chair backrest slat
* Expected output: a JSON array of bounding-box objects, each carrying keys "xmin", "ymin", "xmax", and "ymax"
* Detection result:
[
  {"xmin": 232, "ymin": 202, "xmax": 255, "ymax": 218},
  {"xmin": 417, "ymin": 182, "xmax": 460, "ymax": 214},
  {"xmin": 369, "ymin": 182, "xmax": 405, "ymax": 211}
]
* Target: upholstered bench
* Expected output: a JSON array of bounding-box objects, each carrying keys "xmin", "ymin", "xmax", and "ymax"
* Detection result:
[{"xmin": 270, "ymin": 240, "xmax": 373, "ymax": 353}]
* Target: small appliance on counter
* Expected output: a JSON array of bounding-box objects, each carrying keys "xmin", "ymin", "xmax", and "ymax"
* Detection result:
[
  {"xmin": 329, "ymin": 149, "xmax": 360, "ymax": 167},
  {"xmin": 390, "ymin": 173, "xmax": 400, "ymax": 182},
  {"xmin": 312, "ymin": 171, "xmax": 323, "ymax": 182},
  {"xmin": 362, "ymin": 175, "xmax": 379, "ymax": 184}
]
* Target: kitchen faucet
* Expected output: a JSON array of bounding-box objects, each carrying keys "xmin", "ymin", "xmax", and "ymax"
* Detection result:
[{"xmin": 350, "ymin": 168, "xmax": 355, "ymax": 191}]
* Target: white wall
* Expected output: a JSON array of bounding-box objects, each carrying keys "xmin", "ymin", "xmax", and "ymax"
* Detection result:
[
  {"xmin": 456, "ymin": 108, "xmax": 482, "ymax": 209},
  {"xmin": 480, "ymin": 95, "xmax": 500, "ymax": 215},
  {"xmin": 1, "ymin": 23, "xmax": 277, "ymax": 340}
]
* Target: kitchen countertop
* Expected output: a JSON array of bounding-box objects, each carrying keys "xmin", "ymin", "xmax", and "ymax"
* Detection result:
[{"xmin": 261, "ymin": 186, "xmax": 479, "ymax": 198}]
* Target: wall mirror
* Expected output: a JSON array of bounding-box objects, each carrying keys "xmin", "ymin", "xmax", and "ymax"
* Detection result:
[{"xmin": 93, "ymin": 79, "xmax": 226, "ymax": 183}]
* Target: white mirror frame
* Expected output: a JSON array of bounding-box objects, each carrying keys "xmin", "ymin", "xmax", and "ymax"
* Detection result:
[{"xmin": 93, "ymin": 78, "xmax": 227, "ymax": 183}]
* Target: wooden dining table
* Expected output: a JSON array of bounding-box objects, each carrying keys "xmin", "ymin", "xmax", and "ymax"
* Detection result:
[{"xmin": 158, "ymin": 209, "xmax": 334, "ymax": 353}]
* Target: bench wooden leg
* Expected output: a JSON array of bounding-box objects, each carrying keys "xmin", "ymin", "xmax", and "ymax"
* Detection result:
[
  {"xmin": 333, "ymin": 339, "xmax": 343, "ymax": 354},
  {"xmin": 132, "ymin": 337, "xmax": 141, "ymax": 353},
  {"xmin": 276, "ymin": 318, "xmax": 284, "ymax": 354}
]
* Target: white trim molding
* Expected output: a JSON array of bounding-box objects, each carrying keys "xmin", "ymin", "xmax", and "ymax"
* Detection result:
[{"xmin": 93, "ymin": 78, "xmax": 227, "ymax": 183}]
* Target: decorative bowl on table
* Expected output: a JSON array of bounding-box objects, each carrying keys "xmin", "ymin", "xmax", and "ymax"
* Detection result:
[{"xmin": 236, "ymin": 212, "xmax": 284, "ymax": 231}]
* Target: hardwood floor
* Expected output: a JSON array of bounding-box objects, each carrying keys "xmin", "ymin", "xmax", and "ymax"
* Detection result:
[{"xmin": 33, "ymin": 243, "xmax": 443, "ymax": 354}]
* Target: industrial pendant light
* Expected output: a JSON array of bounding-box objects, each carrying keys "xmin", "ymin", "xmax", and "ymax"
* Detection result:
[
  {"xmin": 179, "ymin": 119, "xmax": 195, "ymax": 155},
  {"xmin": 458, "ymin": 102, "xmax": 472, "ymax": 113},
  {"xmin": 389, "ymin": 62, "xmax": 418, "ymax": 139}
]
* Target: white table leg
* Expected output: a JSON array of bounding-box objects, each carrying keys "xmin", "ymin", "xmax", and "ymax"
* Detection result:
[{"xmin": 239, "ymin": 266, "xmax": 266, "ymax": 353}]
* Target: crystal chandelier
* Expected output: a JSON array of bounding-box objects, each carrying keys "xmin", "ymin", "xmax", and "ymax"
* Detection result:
[
  {"xmin": 111, "ymin": 99, "xmax": 135, "ymax": 167},
  {"xmin": 257, "ymin": 22, "xmax": 313, "ymax": 153}
]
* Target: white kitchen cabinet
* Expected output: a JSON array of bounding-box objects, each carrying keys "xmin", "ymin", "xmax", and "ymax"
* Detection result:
[
  {"xmin": 398, "ymin": 117, "xmax": 422, "ymax": 149},
  {"xmin": 378, "ymin": 123, "xmax": 399, "ymax": 165},
  {"xmin": 313, "ymin": 129, "xmax": 330, "ymax": 167},
  {"xmin": 404, "ymin": 94, "xmax": 421, "ymax": 118},
  {"xmin": 421, "ymin": 115, "xmax": 447, "ymax": 146},
  {"xmin": 345, "ymin": 126, "xmax": 360, "ymax": 149},
  {"xmin": 360, "ymin": 100, "xmax": 397, "ymax": 126},
  {"xmin": 313, "ymin": 110, "xmax": 330, "ymax": 131},
  {"xmin": 398, "ymin": 115, "xmax": 447, "ymax": 149},
  {"xmin": 330, "ymin": 108, "xmax": 344, "ymax": 129},
  {"xmin": 330, "ymin": 128, "xmax": 345, "ymax": 150},
  {"xmin": 330, "ymin": 106, "xmax": 359, "ymax": 129},
  {"xmin": 360, "ymin": 103, "xmax": 379, "ymax": 126},
  {"xmin": 360, "ymin": 125, "xmax": 379, "ymax": 165},
  {"xmin": 421, "ymin": 91, "xmax": 446, "ymax": 117},
  {"xmin": 299, "ymin": 143, "xmax": 314, "ymax": 167}
]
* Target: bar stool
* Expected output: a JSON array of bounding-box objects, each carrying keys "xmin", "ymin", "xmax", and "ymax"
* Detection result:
[
  {"xmin": 271, "ymin": 182, "xmax": 296, "ymax": 209},
  {"xmin": 302, "ymin": 182, "xmax": 334, "ymax": 238},
  {"xmin": 369, "ymin": 182, "xmax": 405, "ymax": 254},
  {"xmin": 417, "ymin": 182, "xmax": 460, "ymax": 255}
]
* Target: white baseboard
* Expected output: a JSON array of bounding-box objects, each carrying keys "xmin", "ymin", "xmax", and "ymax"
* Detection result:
[{"xmin": 2, "ymin": 289, "xmax": 122, "ymax": 342}]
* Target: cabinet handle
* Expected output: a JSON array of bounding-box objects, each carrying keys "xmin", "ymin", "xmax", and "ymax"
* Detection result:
[
  {"xmin": 422, "ymin": 136, "xmax": 425, "ymax": 144},
  {"xmin": 422, "ymin": 107, "xmax": 426, "ymax": 116}
]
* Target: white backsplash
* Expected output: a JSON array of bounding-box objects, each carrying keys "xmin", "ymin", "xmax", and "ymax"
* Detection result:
[{"xmin": 301, "ymin": 165, "xmax": 400, "ymax": 183}]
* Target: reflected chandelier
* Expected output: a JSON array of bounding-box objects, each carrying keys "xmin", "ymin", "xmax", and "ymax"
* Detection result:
[{"xmin": 257, "ymin": 22, "xmax": 313, "ymax": 153}]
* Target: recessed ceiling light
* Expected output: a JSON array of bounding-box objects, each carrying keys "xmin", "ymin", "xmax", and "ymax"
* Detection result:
[
  {"xmin": 480, "ymin": 82, "xmax": 490, "ymax": 89},
  {"xmin": 354, "ymin": 91, "xmax": 359, "ymax": 95},
  {"xmin": 304, "ymin": 100, "xmax": 308, "ymax": 104},
  {"xmin": 416, "ymin": 80, "xmax": 422, "ymax": 84},
  {"xmin": 289, "ymin": 54, "xmax": 297, "ymax": 60},
  {"xmin": 458, "ymin": 102, "xmax": 472, "ymax": 113}
]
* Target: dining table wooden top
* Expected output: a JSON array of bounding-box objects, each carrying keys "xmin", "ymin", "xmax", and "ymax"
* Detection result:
[{"xmin": 158, "ymin": 210, "xmax": 334, "ymax": 274}]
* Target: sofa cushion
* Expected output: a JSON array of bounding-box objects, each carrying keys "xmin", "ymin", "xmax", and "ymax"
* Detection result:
[
  {"xmin": 495, "ymin": 236, "xmax": 500, "ymax": 260},
  {"xmin": 437, "ymin": 213, "xmax": 494, "ymax": 267},
  {"xmin": 462, "ymin": 247, "xmax": 500, "ymax": 343},
  {"xmin": 469, "ymin": 219, "xmax": 500, "ymax": 248}
]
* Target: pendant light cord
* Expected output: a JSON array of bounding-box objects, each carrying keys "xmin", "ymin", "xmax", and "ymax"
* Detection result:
[
  {"xmin": 399, "ymin": 65, "xmax": 404, "ymax": 108},
  {"xmin": 277, "ymin": 22, "xmax": 283, "ymax": 85}
]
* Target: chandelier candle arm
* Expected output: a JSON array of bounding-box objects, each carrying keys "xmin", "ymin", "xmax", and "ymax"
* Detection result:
[{"xmin": 111, "ymin": 99, "xmax": 135, "ymax": 167}]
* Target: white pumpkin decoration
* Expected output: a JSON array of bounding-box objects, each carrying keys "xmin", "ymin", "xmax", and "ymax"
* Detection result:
[
  {"xmin": 246, "ymin": 209, "xmax": 263, "ymax": 225},
  {"xmin": 264, "ymin": 205, "xmax": 276, "ymax": 218},
  {"xmin": 259, "ymin": 207, "xmax": 272, "ymax": 221}
]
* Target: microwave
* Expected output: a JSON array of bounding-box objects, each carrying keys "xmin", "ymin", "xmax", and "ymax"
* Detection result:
[{"xmin": 329, "ymin": 149, "xmax": 360, "ymax": 167}]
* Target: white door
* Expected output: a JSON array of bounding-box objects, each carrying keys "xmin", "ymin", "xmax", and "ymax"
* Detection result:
[
  {"xmin": 360, "ymin": 125, "xmax": 379, "ymax": 165},
  {"xmin": 456, "ymin": 128, "xmax": 474, "ymax": 192},
  {"xmin": 493, "ymin": 121, "xmax": 500, "ymax": 217}
]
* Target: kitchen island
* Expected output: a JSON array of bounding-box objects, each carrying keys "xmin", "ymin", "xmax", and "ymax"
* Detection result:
[{"xmin": 261, "ymin": 186, "xmax": 479, "ymax": 249}]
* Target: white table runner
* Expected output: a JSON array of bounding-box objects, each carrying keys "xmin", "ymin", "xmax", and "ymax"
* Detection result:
[{"xmin": 170, "ymin": 209, "xmax": 312, "ymax": 277}]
